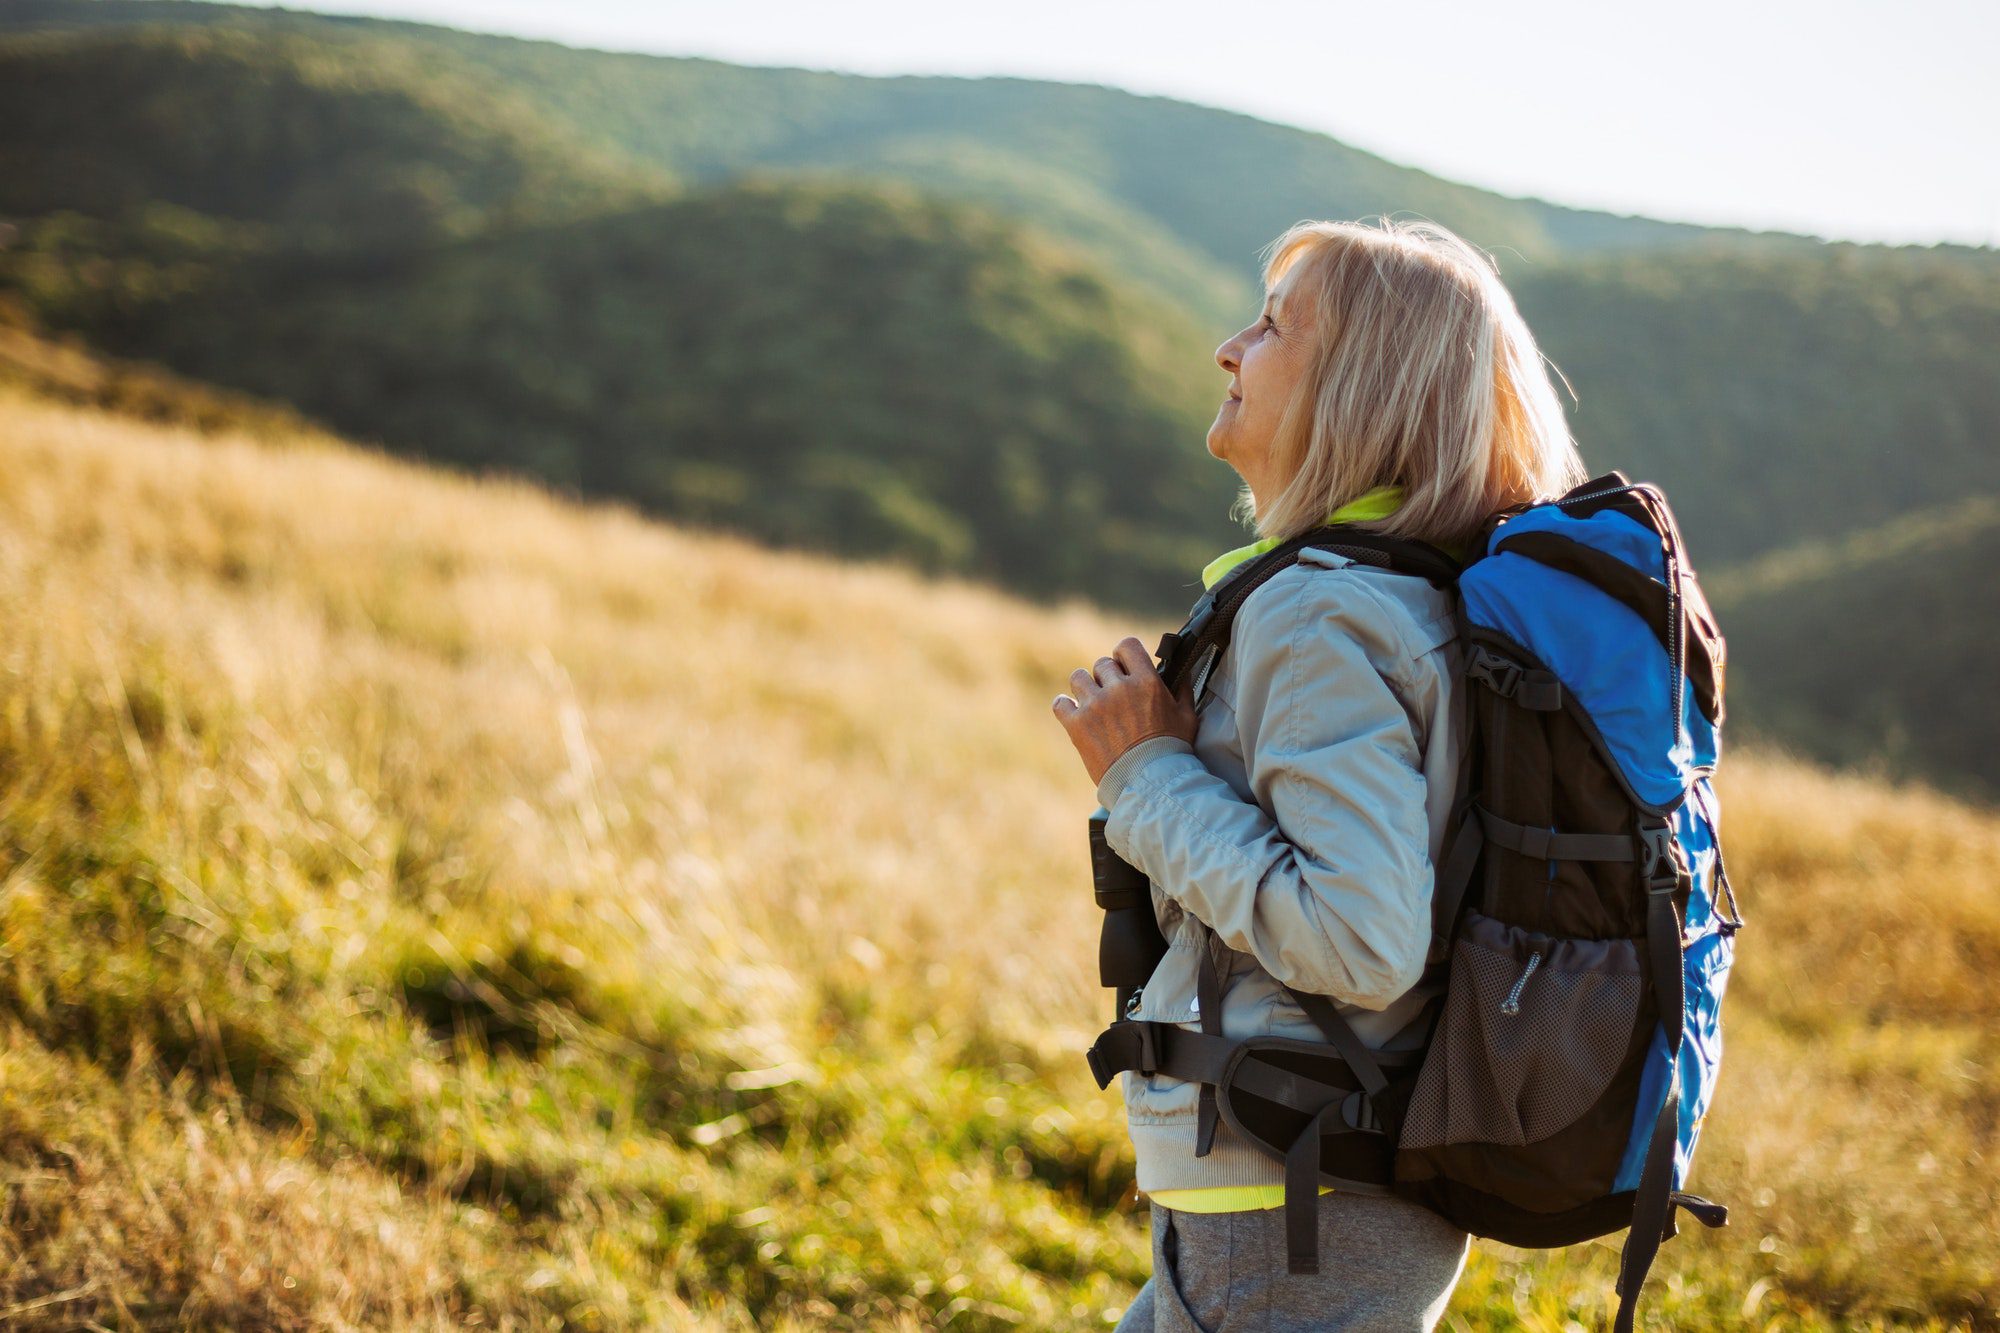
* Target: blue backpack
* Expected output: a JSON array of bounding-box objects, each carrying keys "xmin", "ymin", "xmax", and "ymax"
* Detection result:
[{"xmin": 1085, "ymin": 470, "xmax": 1745, "ymax": 1331}]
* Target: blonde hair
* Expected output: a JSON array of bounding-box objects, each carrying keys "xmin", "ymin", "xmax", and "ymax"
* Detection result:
[{"xmin": 1238, "ymin": 216, "xmax": 1588, "ymax": 552}]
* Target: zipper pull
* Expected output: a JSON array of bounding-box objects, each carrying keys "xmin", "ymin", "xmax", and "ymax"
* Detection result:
[{"xmin": 1500, "ymin": 951, "xmax": 1543, "ymax": 1016}]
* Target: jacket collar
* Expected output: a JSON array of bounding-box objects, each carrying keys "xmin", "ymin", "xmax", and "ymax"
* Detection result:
[{"xmin": 1199, "ymin": 484, "xmax": 1405, "ymax": 590}]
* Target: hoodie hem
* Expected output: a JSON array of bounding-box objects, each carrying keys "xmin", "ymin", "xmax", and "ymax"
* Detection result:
[{"xmin": 1128, "ymin": 1115, "xmax": 1295, "ymax": 1193}]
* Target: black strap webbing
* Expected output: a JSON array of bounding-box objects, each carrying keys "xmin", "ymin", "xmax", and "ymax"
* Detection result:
[
  {"xmin": 1085, "ymin": 1022, "xmax": 1231, "ymax": 1089},
  {"xmin": 1667, "ymin": 1191, "xmax": 1728, "ymax": 1228},
  {"xmin": 1155, "ymin": 525, "xmax": 1461, "ymax": 696},
  {"xmin": 1476, "ymin": 806, "xmax": 1636, "ymax": 863},
  {"xmin": 1084, "ymin": 1021, "xmax": 1383, "ymax": 1116},
  {"xmin": 1085, "ymin": 996, "xmax": 1410, "ymax": 1280},
  {"xmin": 1195, "ymin": 927, "xmax": 1225, "ymax": 1156},
  {"xmin": 1426, "ymin": 801, "xmax": 1484, "ymax": 966},
  {"xmin": 1613, "ymin": 875, "xmax": 1693, "ymax": 1331},
  {"xmin": 1278, "ymin": 985, "xmax": 1393, "ymax": 1273},
  {"xmin": 1282, "ymin": 989, "xmax": 1389, "ymax": 1099},
  {"xmin": 1285, "ymin": 1103, "xmax": 1337, "ymax": 1273},
  {"xmin": 1465, "ymin": 643, "xmax": 1564, "ymax": 711}
]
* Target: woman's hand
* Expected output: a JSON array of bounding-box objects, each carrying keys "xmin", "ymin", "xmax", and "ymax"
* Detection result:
[{"xmin": 1052, "ymin": 636, "xmax": 1198, "ymax": 787}]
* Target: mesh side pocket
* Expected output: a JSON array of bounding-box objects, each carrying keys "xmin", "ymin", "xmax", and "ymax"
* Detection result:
[{"xmin": 1399, "ymin": 910, "xmax": 1644, "ymax": 1151}]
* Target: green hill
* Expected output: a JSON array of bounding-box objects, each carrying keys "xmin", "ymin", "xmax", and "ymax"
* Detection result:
[
  {"xmin": 0, "ymin": 0, "xmax": 1824, "ymax": 327},
  {"xmin": 0, "ymin": 20, "xmax": 1251, "ymax": 612},
  {"xmin": 0, "ymin": 24, "xmax": 664, "ymax": 246},
  {"xmin": 97, "ymin": 177, "xmax": 1246, "ymax": 614},
  {"xmin": 1705, "ymin": 494, "xmax": 2000, "ymax": 802},
  {"xmin": 1511, "ymin": 243, "xmax": 2000, "ymax": 568},
  {"xmin": 5, "ymin": 4, "xmax": 1992, "ymax": 586}
]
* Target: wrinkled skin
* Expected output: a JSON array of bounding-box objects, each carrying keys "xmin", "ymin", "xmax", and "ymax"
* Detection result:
[{"xmin": 1051, "ymin": 635, "xmax": 1198, "ymax": 788}]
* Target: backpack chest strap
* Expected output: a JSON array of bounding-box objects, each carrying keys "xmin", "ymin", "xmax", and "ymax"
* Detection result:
[{"xmin": 1475, "ymin": 806, "xmax": 1638, "ymax": 863}]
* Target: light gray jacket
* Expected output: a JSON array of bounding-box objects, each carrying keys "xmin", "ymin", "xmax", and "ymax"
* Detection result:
[{"xmin": 1093, "ymin": 545, "xmax": 1467, "ymax": 1193}]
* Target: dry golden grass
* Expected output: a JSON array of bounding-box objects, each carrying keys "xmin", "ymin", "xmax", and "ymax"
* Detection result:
[{"xmin": 0, "ymin": 382, "xmax": 1993, "ymax": 1329}]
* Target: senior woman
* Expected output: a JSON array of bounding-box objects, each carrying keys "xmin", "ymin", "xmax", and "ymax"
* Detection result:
[{"xmin": 1052, "ymin": 217, "xmax": 1588, "ymax": 1331}]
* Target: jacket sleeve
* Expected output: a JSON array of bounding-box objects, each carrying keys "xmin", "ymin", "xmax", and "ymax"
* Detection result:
[{"xmin": 1095, "ymin": 566, "xmax": 1435, "ymax": 1010}]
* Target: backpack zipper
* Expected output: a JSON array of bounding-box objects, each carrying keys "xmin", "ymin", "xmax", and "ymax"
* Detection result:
[
  {"xmin": 1554, "ymin": 481, "xmax": 1638, "ymax": 508},
  {"xmin": 1499, "ymin": 951, "xmax": 1543, "ymax": 1016}
]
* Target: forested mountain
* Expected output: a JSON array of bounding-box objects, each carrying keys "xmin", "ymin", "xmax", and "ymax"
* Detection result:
[
  {"xmin": 1510, "ymin": 243, "xmax": 2000, "ymax": 566},
  {"xmin": 98, "ymin": 178, "xmax": 1244, "ymax": 611},
  {"xmin": 0, "ymin": 25, "xmax": 664, "ymax": 246},
  {"xmin": 0, "ymin": 0, "xmax": 1816, "ymax": 329},
  {"xmin": 1706, "ymin": 495, "xmax": 2000, "ymax": 802},
  {"xmin": 0, "ymin": 28, "xmax": 1250, "ymax": 615},
  {"xmin": 1, "ymin": 1, "xmax": 1995, "ymax": 796}
]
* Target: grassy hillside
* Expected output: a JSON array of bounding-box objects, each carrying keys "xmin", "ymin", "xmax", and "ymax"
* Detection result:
[
  {"xmin": 0, "ymin": 26, "xmax": 664, "ymax": 246},
  {"xmin": 0, "ymin": 379, "xmax": 1996, "ymax": 1329},
  {"xmin": 1706, "ymin": 494, "xmax": 2000, "ymax": 802}
]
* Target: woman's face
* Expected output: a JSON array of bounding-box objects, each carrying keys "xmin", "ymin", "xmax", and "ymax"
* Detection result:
[{"xmin": 1208, "ymin": 275, "xmax": 1315, "ymax": 508}]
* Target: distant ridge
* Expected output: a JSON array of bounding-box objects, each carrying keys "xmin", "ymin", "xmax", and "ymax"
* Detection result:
[
  {"xmin": 1708, "ymin": 495, "xmax": 2000, "ymax": 802},
  {"xmin": 0, "ymin": 0, "xmax": 1828, "ymax": 322},
  {"xmin": 0, "ymin": 22, "xmax": 666, "ymax": 245}
]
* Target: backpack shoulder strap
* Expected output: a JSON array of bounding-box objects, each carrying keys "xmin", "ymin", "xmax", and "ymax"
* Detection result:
[{"xmin": 1154, "ymin": 525, "xmax": 1461, "ymax": 695}]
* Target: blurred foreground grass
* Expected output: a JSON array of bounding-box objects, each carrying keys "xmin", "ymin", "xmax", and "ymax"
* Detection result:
[{"xmin": 0, "ymin": 382, "xmax": 1994, "ymax": 1329}]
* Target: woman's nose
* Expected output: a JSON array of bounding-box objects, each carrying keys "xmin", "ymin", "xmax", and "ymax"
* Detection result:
[{"xmin": 1216, "ymin": 336, "xmax": 1239, "ymax": 374}]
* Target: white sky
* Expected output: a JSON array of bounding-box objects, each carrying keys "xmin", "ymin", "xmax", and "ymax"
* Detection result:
[{"xmin": 245, "ymin": 0, "xmax": 1999, "ymax": 248}]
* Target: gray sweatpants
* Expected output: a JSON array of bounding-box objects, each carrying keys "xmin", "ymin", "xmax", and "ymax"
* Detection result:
[{"xmin": 1114, "ymin": 1192, "xmax": 1471, "ymax": 1332}]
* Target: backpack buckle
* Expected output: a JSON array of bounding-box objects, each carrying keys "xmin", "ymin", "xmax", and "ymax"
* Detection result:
[
  {"xmin": 1156, "ymin": 593, "xmax": 1219, "ymax": 679},
  {"xmin": 1637, "ymin": 820, "xmax": 1680, "ymax": 893},
  {"xmin": 1468, "ymin": 644, "xmax": 1564, "ymax": 710},
  {"xmin": 1085, "ymin": 1020, "xmax": 1162, "ymax": 1088},
  {"xmin": 1467, "ymin": 645, "xmax": 1523, "ymax": 698}
]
